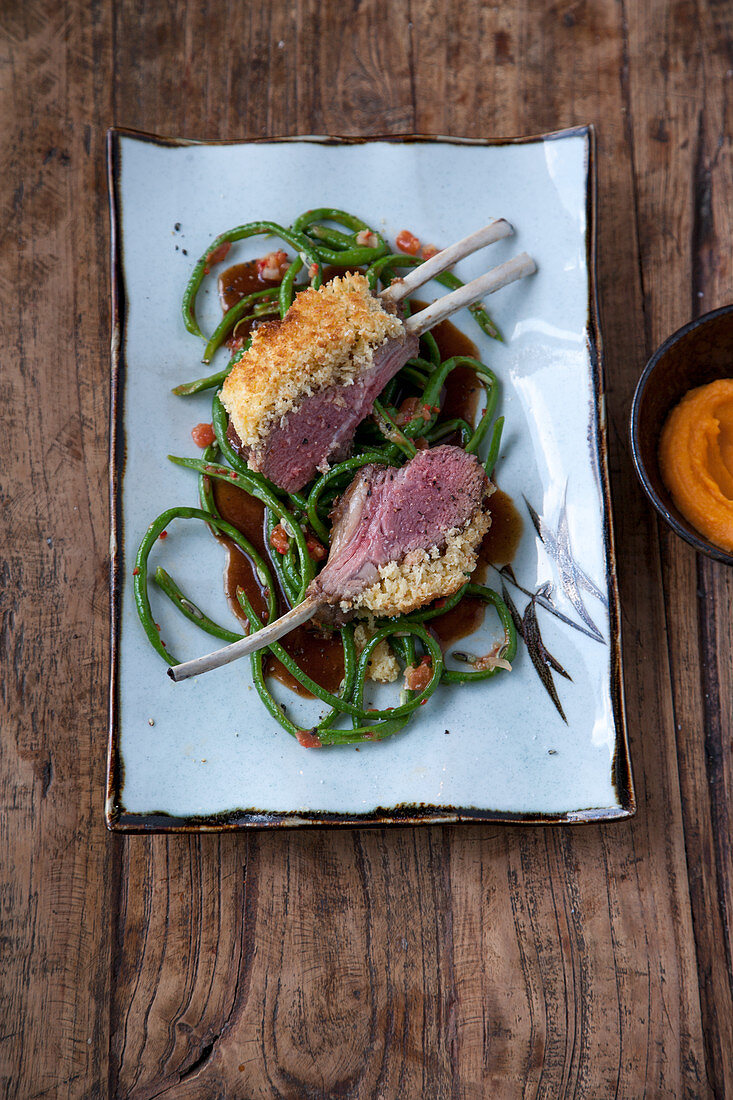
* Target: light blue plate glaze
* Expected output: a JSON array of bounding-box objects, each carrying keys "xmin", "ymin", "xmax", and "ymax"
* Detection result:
[{"xmin": 107, "ymin": 128, "xmax": 633, "ymax": 829}]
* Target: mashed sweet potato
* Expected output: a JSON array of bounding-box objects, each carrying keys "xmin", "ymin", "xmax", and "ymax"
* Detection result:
[{"xmin": 659, "ymin": 378, "xmax": 733, "ymax": 552}]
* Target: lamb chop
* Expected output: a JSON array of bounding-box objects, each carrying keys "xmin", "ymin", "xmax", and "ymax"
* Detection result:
[
  {"xmin": 220, "ymin": 220, "xmax": 533, "ymax": 491},
  {"xmin": 310, "ymin": 445, "xmax": 490, "ymax": 621},
  {"xmin": 168, "ymin": 446, "xmax": 490, "ymax": 681}
]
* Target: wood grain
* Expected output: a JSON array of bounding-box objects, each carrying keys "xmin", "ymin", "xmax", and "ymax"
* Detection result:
[
  {"xmin": 0, "ymin": 2, "xmax": 114, "ymax": 1098},
  {"xmin": 1, "ymin": 0, "xmax": 731, "ymax": 1096}
]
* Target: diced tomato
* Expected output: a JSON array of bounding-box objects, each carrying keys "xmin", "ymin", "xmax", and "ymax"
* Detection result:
[
  {"xmin": 305, "ymin": 531, "xmax": 327, "ymax": 561},
  {"xmin": 421, "ymin": 244, "xmax": 440, "ymax": 260},
  {"xmin": 256, "ymin": 250, "xmax": 290, "ymax": 281},
  {"xmin": 270, "ymin": 523, "xmax": 290, "ymax": 554},
  {"xmin": 191, "ymin": 422, "xmax": 216, "ymax": 448},
  {"xmin": 405, "ymin": 655, "xmax": 433, "ymax": 692},
  {"xmin": 132, "ymin": 567, "xmax": 140, "ymax": 576},
  {"xmin": 396, "ymin": 229, "xmax": 421, "ymax": 255},
  {"xmin": 396, "ymin": 397, "xmax": 433, "ymax": 426},
  {"xmin": 296, "ymin": 729, "xmax": 322, "ymax": 748},
  {"xmin": 159, "ymin": 531, "xmax": 168, "ymax": 540}
]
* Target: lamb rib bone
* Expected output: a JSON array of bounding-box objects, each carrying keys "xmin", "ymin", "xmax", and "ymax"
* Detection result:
[{"xmin": 378, "ymin": 219, "xmax": 513, "ymax": 304}]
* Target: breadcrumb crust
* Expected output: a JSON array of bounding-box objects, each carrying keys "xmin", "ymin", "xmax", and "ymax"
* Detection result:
[
  {"xmin": 220, "ymin": 273, "xmax": 405, "ymax": 454},
  {"xmin": 345, "ymin": 506, "xmax": 491, "ymax": 618},
  {"xmin": 353, "ymin": 621, "xmax": 400, "ymax": 683}
]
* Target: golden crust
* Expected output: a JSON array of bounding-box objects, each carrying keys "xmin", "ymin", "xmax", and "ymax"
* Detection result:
[
  {"xmin": 343, "ymin": 505, "xmax": 491, "ymax": 618},
  {"xmin": 353, "ymin": 621, "xmax": 400, "ymax": 683},
  {"xmin": 220, "ymin": 273, "xmax": 405, "ymax": 454}
]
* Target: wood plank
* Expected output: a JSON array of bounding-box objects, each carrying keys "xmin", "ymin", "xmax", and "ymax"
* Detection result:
[
  {"xmin": 625, "ymin": 0, "xmax": 733, "ymax": 1094},
  {"xmin": 0, "ymin": 2, "xmax": 114, "ymax": 1097}
]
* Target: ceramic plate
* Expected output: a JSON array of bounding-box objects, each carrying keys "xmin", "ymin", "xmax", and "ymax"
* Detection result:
[{"xmin": 107, "ymin": 127, "xmax": 633, "ymax": 830}]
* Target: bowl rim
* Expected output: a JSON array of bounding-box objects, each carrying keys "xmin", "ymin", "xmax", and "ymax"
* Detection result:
[{"xmin": 629, "ymin": 302, "xmax": 733, "ymax": 566}]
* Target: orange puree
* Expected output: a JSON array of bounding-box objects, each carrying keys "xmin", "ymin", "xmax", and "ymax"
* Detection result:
[{"xmin": 659, "ymin": 378, "xmax": 733, "ymax": 552}]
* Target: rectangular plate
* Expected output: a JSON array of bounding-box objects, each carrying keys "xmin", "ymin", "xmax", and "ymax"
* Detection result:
[{"xmin": 107, "ymin": 127, "xmax": 634, "ymax": 830}]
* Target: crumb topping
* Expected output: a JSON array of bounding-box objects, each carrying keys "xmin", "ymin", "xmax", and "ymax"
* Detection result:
[
  {"xmin": 220, "ymin": 273, "xmax": 405, "ymax": 454},
  {"xmin": 342, "ymin": 505, "xmax": 491, "ymax": 618}
]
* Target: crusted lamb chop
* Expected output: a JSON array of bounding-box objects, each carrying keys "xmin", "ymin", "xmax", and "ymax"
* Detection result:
[
  {"xmin": 221, "ymin": 273, "xmax": 419, "ymax": 491},
  {"xmin": 310, "ymin": 445, "xmax": 490, "ymax": 622},
  {"xmin": 169, "ymin": 446, "xmax": 491, "ymax": 681},
  {"xmin": 220, "ymin": 220, "xmax": 533, "ymax": 492}
]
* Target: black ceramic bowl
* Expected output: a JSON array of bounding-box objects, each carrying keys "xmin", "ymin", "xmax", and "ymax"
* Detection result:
[{"xmin": 630, "ymin": 303, "xmax": 733, "ymax": 565}]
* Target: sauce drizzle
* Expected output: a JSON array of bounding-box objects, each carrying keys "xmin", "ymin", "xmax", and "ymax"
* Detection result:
[{"xmin": 210, "ymin": 274, "xmax": 522, "ymax": 685}]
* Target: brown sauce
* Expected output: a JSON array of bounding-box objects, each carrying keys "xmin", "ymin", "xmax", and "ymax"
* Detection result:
[
  {"xmin": 479, "ymin": 488, "xmax": 523, "ymax": 570},
  {"xmin": 212, "ymin": 477, "xmax": 345, "ymax": 698},
  {"xmin": 218, "ymin": 261, "xmax": 281, "ymax": 346},
  {"xmin": 211, "ymin": 275, "xmax": 522, "ymax": 683},
  {"xmin": 412, "ymin": 306, "xmax": 523, "ymax": 651},
  {"xmin": 219, "ymin": 260, "xmax": 277, "ymax": 310}
]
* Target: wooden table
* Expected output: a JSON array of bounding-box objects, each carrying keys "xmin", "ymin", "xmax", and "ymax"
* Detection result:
[{"xmin": 2, "ymin": 1, "xmax": 732, "ymax": 1096}]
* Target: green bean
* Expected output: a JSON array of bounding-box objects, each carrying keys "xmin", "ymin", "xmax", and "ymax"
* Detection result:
[
  {"xmin": 425, "ymin": 418, "xmax": 472, "ymax": 448},
  {"xmin": 378, "ymin": 375, "xmax": 400, "ymax": 408},
  {"xmin": 389, "ymin": 633, "xmax": 415, "ymax": 668},
  {"xmin": 420, "ymin": 330, "xmax": 441, "ymax": 366},
  {"xmin": 400, "ymin": 354, "xmax": 497, "ymax": 452},
  {"xmin": 398, "ymin": 365, "xmax": 432, "ymax": 390},
  {"xmin": 372, "ymin": 399, "xmax": 418, "ymax": 457},
  {"xmin": 153, "ymin": 567, "xmax": 243, "ymax": 643},
  {"xmin": 133, "ymin": 506, "xmax": 272, "ymax": 666},
  {"xmin": 440, "ymin": 584, "xmax": 516, "ymax": 683},
  {"xmin": 173, "ymin": 346, "xmax": 245, "ymax": 397},
  {"xmin": 211, "ymin": 392, "xmax": 252, "ymax": 477},
  {"xmin": 265, "ymin": 508, "xmax": 300, "ymax": 606},
  {"xmin": 402, "ymin": 582, "xmax": 471, "ymax": 623},
  {"xmin": 292, "ymin": 208, "xmax": 374, "ymax": 233},
  {"xmin": 323, "ymin": 622, "xmax": 443, "ymax": 736},
  {"xmin": 484, "ymin": 416, "xmax": 504, "ymax": 477},
  {"xmin": 236, "ymin": 590, "xmax": 364, "ymax": 740},
  {"xmin": 288, "ymin": 489, "xmax": 308, "ymax": 514},
  {"xmin": 172, "ymin": 366, "xmax": 231, "ymax": 397},
  {"xmin": 318, "ymin": 624, "xmax": 358, "ymax": 732},
  {"xmin": 168, "ymin": 456, "xmax": 316, "ymax": 601},
  {"xmin": 198, "ymin": 442, "xmax": 220, "ymax": 525},
  {"xmin": 182, "ymin": 221, "xmax": 323, "ymax": 338},
  {"xmin": 249, "ymin": 649, "xmax": 301, "ymax": 738},
  {"xmin": 291, "ymin": 209, "xmax": 388, "ymax": 266},
  {"xmin": 279, "ymin": 255, "xmax": 303, "ymax": 315},
  {"xmin": 236, "ymin": 596, "xmax": 443, "ymax": 722},
  {"xmin": 305, "ymin": 224, "xmax": 356, "ymax": 250},
  {"xmin": 201, "ymin": 288, "xmax": 279, "ymax": 364}
]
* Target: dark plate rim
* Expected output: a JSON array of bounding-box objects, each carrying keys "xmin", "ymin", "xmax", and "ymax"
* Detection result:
[
  {"xmin": 106, "ymin": 125, "xmax": 635, "ymax": 831},
  {"xmin": 629, "ymin": 303, "xmax": 733, "ymax": 565}
]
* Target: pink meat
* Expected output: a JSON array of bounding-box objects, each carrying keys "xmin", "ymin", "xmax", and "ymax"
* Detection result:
[
  {"xmin": 308, "ymin": 445, "xmax": 488, "ymax": 607},
  {"xmin": 227, "ymin": 333, "xmax": 419, "ymax": 492}
]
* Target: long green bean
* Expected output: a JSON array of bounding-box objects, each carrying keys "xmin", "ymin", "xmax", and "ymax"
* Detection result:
[
  {"xmin": 133, "ymin": 506, "xmax": 271, "ymax": 665},
  {"xmin": 202, "ymin": 288, "xmax": 279, "ymax": 364},
  {"xmin": 183, "ymin": 221, "xmax": 323, "ymax": 338},
  {"xmin": 168, "ymin": 455, "xmax": 316, "ymax": 601},
  {"xmin": 441, "ymin": 584, "xmax": 517, "ymax": 683},
  {"xmin": 135, "ymin": 206, "xmax": 521, "ymax": 748},
  {"xmin": 153, "ymin": 566, "xmax": 243, "ymax": 643}
]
